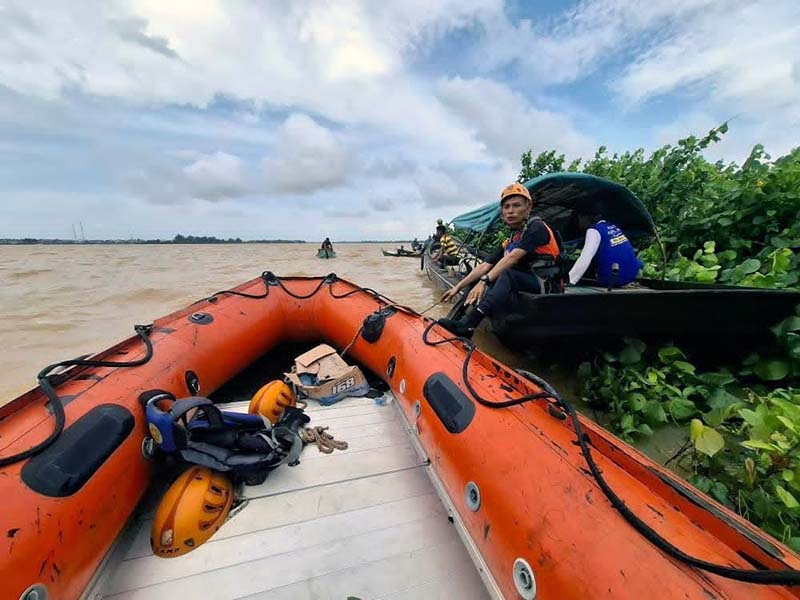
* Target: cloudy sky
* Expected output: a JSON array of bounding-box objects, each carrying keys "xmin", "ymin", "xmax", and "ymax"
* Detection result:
[{"xmin": 1, "ymin": 0, "xmax": 798, "ymax": 240}]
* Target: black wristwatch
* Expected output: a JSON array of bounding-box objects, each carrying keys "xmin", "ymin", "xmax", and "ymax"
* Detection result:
[{"xmin": 480, "ymin": 275, "xmax": 491, "ymax": 285}]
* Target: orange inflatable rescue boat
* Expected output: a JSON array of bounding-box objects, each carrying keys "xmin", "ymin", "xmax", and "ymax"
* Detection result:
[{"xmin": 3, "ymin": 272, "xmax": 800, "ymax": 599}]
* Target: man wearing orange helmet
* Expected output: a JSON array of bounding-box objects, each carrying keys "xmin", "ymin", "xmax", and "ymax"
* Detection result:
[{"xmin": 438, "ymin": 182, "xmax": 562, "ymax": 338}]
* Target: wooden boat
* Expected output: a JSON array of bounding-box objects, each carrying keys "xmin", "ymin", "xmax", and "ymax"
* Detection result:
[
  {"xmin": 382, "ymin": 247, "xmax": 422, "ymax": 258},
  {"xmin": 3, "ymin": 272, "xmax": 800, "ymax": 599},
  {"xmin": 316, "ymin": 248, "xmax": 336, "ymax": 259},
  {"xmin": 423, "ymin": 246, "xmax": 800, "ymax": 358},
  {"xmin": 428, "ymin": 173, "xmax": 800, "ymax": 358}
]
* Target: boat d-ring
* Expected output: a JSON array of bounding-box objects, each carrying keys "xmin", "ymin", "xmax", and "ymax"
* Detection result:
[
  {"xmin": 189, "ymin": 312, "xmax": 213, "ymax": 325},
  {"xmin": 19, "ymin": 583, "xmax": 48, "ymax": 600},
  {"xmin": 464, "ymin": 481, "xmax": 481, "ymax": 512},
  {"xmin": 141, "ymin": 436, "xmax": 158, "ymax": 459},
  {"xmin": 413, "ymin": 401, "xmax": 421, "ymax": 419},
  {"xmin": 185, "ymin": 370, "xmax": 200, "ymax": 395},
  {"xmin": 513, "ymin": 558, "xmax": 537, "ymax": 599}
]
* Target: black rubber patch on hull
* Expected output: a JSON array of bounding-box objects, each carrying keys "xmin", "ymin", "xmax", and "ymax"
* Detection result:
[
  {"xmin": 423, "ymin": 373, "xmax": 475, "ymax": 434},
  {"xmin": 22, "ymin": 404, "xmax": 135, "ymax": 497}
]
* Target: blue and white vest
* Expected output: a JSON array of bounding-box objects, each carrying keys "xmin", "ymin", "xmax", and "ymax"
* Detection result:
[{"xmin": 590, "ymin": 221, "xmax": 642, "ymax": 287}]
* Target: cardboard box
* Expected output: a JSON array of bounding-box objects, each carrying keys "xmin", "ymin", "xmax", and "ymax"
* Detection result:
[{"xmin": 285, "ymin": 344, "xmax": 370, "ymax": 406}]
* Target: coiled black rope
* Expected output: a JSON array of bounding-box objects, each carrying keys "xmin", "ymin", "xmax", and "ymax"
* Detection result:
[
  {"xmin": 0, "ymin": 324, "xmax": 154, "ymax": 468},
  {"xmin": 422, "ymin": 321, "xmax": 553, "ymax": 408},
  {"xmin": 197, "ymin": 271, "xmax": 274, "ymax": 304},
  {"xmin": 273, "ymin": 274, "xmax": 331, "ymax": 300},
  {"xmin": 422, "ymin": 317, "xmax": 800, "ymax": 585},
  {"xmin": 558, "ymin": 395, "xmax": 800, "ymax": 585},
  {"xmin": 249, "ymin": 272, "xmax": 800, "ymax": 584},
  {"xmin": 1, "ymin": 272, "xmax": 281, "ymax": 469}
]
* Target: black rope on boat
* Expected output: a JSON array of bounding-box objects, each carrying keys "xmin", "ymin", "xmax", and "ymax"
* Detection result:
[
  {"xmin": 422, "ymin": 320, "xmax": 552, "ymax": 409},
  {"xmin": 273, "ymin": 274, "xmax": 332, "ymax": 300},
  {"xmin": 191, "ymin": 271, "xmax": 800, "ymax": 585},
  {"xmin": 420, "ymin": 318, "xmax": 800, "ymax": 586},
  {"xmin": 11, "ymin": 269, "xmax": 782, "ymax": 583},
  {"xmin": 2, "ymin": 272, "xmax": 281, "ymax": 469},
  {"xmin": 0, "ymin": 324, "xmax": 154, "ymax": 468},
  {"xmin": 560, "ymin": 394, "xmax": 800, "ymax": 585},
  {"xmin": 199, "ymin": 271, "xmax": 274, "ymax": 303}
]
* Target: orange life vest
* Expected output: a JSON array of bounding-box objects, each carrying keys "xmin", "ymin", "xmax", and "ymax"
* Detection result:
[{"xmin": 501, "ymin": 217, "xmax": 560, "ymax": 260}]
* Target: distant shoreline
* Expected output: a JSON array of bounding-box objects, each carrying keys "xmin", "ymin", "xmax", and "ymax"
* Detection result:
[{"xmin": 0, "ymin": 239, "xmax": 415, "ymax": 245}]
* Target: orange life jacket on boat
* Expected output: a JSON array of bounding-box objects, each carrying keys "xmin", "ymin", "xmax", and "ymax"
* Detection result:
[{"xmin": 502, "ymin": 216, "xmax": 564, "ymax": 292}]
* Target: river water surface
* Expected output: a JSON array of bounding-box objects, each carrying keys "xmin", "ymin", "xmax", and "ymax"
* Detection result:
[
  {"xmin": 0, "ymin": 243, "xmax": 444, "ymax": 401},
  {"xmin": 0, "ymin": 242, "xmax": 683, "ymax": 462}
]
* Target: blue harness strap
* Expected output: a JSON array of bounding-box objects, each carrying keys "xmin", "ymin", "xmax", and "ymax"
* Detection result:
[
  {"xmin": 145, "ymin": 396, "xmax": 180, "ymax": 452},
  {"xmin": 145, "ymin": 394, "xmax": 309, "ymax": 484}
]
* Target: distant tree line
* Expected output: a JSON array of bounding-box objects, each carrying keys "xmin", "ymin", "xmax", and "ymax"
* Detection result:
[
  {"xmin": 0, "ymin": 236, "xmax": 306, "ymax": 245},
  {"xmin": 172, "ymin": 234, "xmax": 243, "ymax": 244}
]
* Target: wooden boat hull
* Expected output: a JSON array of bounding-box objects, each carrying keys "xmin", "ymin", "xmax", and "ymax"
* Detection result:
[
  {"xmin": 382, "ymin": 249, "xmax": 422, "ymax": 258},
  {"xmin": 423, "ymin": 247, "xmax": 800, "ymax": 358},
  {"xmin": 3, "ymin": 274, "xmax": 800, "ymax": 598}
]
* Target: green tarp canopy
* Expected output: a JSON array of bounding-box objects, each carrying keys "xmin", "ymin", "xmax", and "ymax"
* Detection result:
[{"xmin": 451, "ymin": 172, "xmax": 655, "ymax": 245}]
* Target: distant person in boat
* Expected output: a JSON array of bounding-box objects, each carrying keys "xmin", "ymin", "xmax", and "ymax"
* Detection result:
[
  {"xmin": 438, "ymin": 182, "xmax": 562, "ymax": 338},
  {"xmin": 568, "ymin": 215, "xmax": 642, "ymax": 287},
  {"xmin": 321, "ymin": 238, "xmax": 334, "ymax": 252},
  {"xmin": 431, "ymin": 224, "xmax": 459, "ymax": 266}
]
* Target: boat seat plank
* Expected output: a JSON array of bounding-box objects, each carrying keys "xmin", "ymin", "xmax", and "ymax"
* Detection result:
[
  {"xmin": 241, "ymin": 444, "xmax": 424, "ymax": 500},
  {"xmin": 237, "ymin": 539, "xmax": 487, "ymax": 600},
  {"xmin": 136, "ymin": 436, "xmax": 424, "ymax": 519},
  {"xmin": 123, "ymin": 468, "xmax": 434, "ymax": 560},
  {"xmin": 96, "ymin": 396, "xmax": 486, "ymax": 599},
  {"xmin": 104, "ymin": 514, "xmax": 461, "ymax": 599},
  {"xmin": 108, "ymin": 494, "xmax": 446, "ymax": 593},
  {"xmin": 222, "ymin": 397, "xmax": 383, "ymax": 417}
]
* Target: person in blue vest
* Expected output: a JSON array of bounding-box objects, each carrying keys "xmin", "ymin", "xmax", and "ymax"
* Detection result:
[{"xmin": 568, "ymin": 215, "xmax": 642, "ymax": 287}]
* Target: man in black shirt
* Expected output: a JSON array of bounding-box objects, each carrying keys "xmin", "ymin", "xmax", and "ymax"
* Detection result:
[{"xmin": 438, "ymin": 182, "xmax": 561, "ymax": 338}]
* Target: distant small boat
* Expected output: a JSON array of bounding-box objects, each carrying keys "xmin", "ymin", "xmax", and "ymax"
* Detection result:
[
  {"xmin": 382, "ymin": 248, "xmax": 421, "ymax": 258},
  {"xmin": 316, "ymin": 248, "xmax": 336, "ymax": 259}
]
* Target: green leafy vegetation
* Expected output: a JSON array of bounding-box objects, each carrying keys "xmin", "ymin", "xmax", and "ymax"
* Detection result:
[
  {"xmin": 518, "ymin": 127, "xmax": 800, "ymax": 544},
  {"xmin": 520, "ymin": 124, "xmax": 800, "ymax": 289},
  {"xmin": 578, "ymin": 312, "xmax": 800, "ymax": 543}
]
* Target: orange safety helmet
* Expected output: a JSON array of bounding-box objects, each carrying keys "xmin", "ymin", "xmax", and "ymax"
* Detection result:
[
  {"xmin": 500, "ymin": 182, "xmax": 532, "ymax": 204},
  {"xmin": 248, "ymin": 380, "xmax": 296, "ymax": 424},
  {"xmin": 151, "ymin": 466, "xmax": 234, "ymax": 558}
]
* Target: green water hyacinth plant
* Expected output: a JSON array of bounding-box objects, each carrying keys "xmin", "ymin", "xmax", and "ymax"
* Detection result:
[
  {"xmin": 690, "ymin": 387, "xmax": 800, "ymax": 549},
  {"xmin": 577, "ymin": 339, "xmax": 730, "ymax": 442},
  {"xmin": 527, "ymin": 124, "xmax": 800, "ymax": 547},
  {"xmin": 520, "ymin": 125, "xmax": 800, "ymax": 292}
]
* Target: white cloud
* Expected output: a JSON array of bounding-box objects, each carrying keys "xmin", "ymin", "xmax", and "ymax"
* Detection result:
[
  {"xmin": 130, "ymin": 151, "xmax": 250, "ymax": 204},
  {"xmin": 5, "ymin": 0, "xmax": 796, "ymax": 241},
  {"xmin": 616, "ymin": 2, "xmax": 800, "ymax": 115},
  {"xmin": 369, "ymin": 197, "xmax": 395, "ymax": 212},
  {"xmin": 262, "ymin": 114, "xmax": 352, "ymax": 193},
  {"xmin": 615, "ymin": 0, "xmax": 800, "ymax": 158},
  {"xmin": 472, "ymin": 0, "xmax": 800, "ymax": 158},
  {"xmin": 475, "ymin": 0, "xmax": 716, "ymax": 85},
  {"xmin": 183, "ymin": 152, "xmax": 248, "ymax": 201},
  {"xmin": 0, "ymin": 0, "xmax": 489, "ymax": 160},
  {"xmin": 437, "ymin": 76, "xmax": 595, "ymax": 160},
  {"xmin": 324, "ymin": 209, "xmax": 363, "ymax": 219},
  {"xmin": 407, "ymin": 161, "xmax": 515, "ymax": 208}
]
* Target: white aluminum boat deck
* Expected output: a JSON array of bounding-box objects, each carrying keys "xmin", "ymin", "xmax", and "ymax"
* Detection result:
[{"xmin": 87, "ymin": 397, "xmax": 490, "ymax": 600}]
